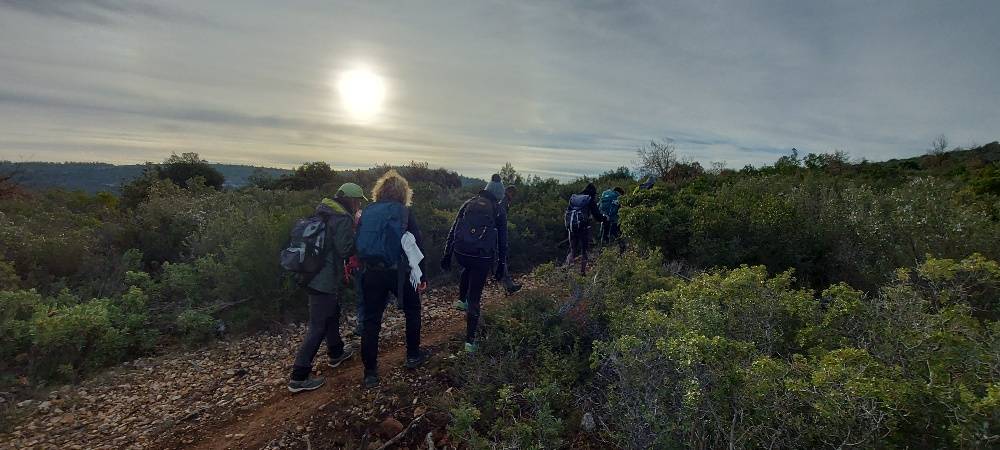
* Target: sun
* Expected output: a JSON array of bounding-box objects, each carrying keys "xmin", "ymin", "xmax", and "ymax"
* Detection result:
[{"xmin": 336, "ymin": 68, "xmax": 386, "ymax": 121}]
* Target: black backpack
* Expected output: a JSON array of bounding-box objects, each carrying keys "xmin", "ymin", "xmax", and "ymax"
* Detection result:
[
  {"xmin": 565, "ymin": 194, "xmax": 591, "ymax": 232},
  {"xmin": 279, "ymin": 214, "xmax": 331, "ymax": 285},
  {"xmin": 454, "ymin": 195, "xmax": 498, "ymax": 258}
]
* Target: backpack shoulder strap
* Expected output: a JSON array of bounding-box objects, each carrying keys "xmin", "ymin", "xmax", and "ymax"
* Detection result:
[{"xmin": 399, "ymin": 203, "xmax": 410, "ymax": 230}]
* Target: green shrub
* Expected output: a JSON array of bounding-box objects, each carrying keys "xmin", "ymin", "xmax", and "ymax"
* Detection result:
[
  {"xmin": 0, "ymin": 290, "xmax": 39, "ymax": 366},
  {"xmin": 28, "ymin": 287, "xmax": 154, "ymax": 381},
  {"xmin": 465, "ymin": 251, "xmax": 999, "ymax": 448},
  {"xmin": 0, "ymin": 258, "xmax": 18, "ymax": 290},
  {"xmin": 451, "ymin": 287, "xmax": 588, "ymax": 448},
  {"xmin": 175, "ymin": 308, "xmax": 215, "ymax": 346}
]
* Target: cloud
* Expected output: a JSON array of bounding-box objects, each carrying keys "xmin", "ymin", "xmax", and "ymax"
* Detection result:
[
  {"xmin": 0, "ymin": 0, "xmax": 998, "ymax": 180},
  {"xmin": 0, "ymin": 0, "xmax": 211, "ymax": 26}
]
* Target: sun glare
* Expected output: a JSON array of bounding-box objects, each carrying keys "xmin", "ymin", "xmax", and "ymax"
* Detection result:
[{"xmin": 336, "ymin": 68, "xmax": 386, "ymax": 122}]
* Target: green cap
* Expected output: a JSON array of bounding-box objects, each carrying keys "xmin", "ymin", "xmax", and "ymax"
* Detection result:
[{"xmin": 335, "ymin": 182, "xmax": 369, "ymax": 201}]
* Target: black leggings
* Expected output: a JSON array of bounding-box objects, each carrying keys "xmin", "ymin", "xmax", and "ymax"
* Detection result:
[
  {"xmin": 360, "ymin": 268, "xmax": 421, "ymax": 376},
  {"xmin": 457, "ymin": 253, "xmax": 492, "ymax": 343},
  {"xmin": 566, "ymin": 226, "xmax": 591, "ymax": 274}
]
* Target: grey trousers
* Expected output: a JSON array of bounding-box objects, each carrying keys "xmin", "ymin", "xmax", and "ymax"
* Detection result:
[{"xmin": 291, "ymin": 291, "xmax": 345, "ymax": 381}]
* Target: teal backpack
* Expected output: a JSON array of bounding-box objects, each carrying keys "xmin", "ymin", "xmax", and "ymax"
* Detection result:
[{"xmin": 599, "ymin": 189, "xmax": 621, "ymax": 222}]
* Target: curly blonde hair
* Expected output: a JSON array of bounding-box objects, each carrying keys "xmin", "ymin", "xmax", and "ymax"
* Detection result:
[{"xmin": 371, "ymin": 169, "xmax": 413, "ymax": 206}]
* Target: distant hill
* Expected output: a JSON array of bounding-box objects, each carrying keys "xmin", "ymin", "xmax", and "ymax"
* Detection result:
[
  {"xmin": 458, "ymin": 175, "xmax": 487, "ymax": 187},
  {"xmin": 876, "ymin": 141, "xmax": 1000, "ymax": 171},
  {"xmin": 0, "ymin": 161, "xmax": 292, "ymax": 193},
  {"xmin": 0, "ymin": 161, "xmax": 487, "ymax": 193}
]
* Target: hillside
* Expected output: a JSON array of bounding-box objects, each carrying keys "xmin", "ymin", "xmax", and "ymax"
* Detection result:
[
  {"xmin": 0, "ymin": 162, "xmax": 292, "ymax": 193},
  {"xmin": 1, "ymin": 145, "xmax": 998, "ymax": 448},
  {"xmin": 0, "ymin": 161, "xmax": 488, "ymax": 193}
]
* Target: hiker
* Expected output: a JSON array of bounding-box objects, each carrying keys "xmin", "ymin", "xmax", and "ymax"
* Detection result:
[
  {"xmin": 441, "ymin": 174, "xmax": 509, "ymax": 352},
  {"xmin": 499, "ymin": 184, "xmax": 521, "ymax": 294},
  {"xmin": 356, "ymin": 170, "xmax": 429, "ymax": 388},
  {"xmin": 564, "ymin": 183, "xmax": 606, "ymax": 275},
  {"xmin": 502, "ymin": 184, "xmax": 516, "ymax": 211},
  {"xmin": 598, "ymin": 186, "xmax": 626, "ymax": 253},
  {"xmin": 287, "ymin": 183, "xmax": 367, "ymax": 393},
  {"xmin": 633, "ymin": 175, "xmax": 656, "ymax": 194}
]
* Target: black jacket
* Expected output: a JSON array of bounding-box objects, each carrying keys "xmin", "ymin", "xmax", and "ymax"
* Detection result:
[
  {"xmin": 576, "ymin": 186, "xmax": 606, "ymax": 228},
  {"xmin": 443, "ymin": 190, "xmax": 509, "ymax": 263}
]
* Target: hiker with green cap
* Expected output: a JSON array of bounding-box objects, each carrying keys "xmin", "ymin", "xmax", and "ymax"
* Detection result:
[
  {"xmin": 338, "ymin": 183, "xmax": 370, "ymax": 336},
  {"xmin": 286, "ymin": 182, "xmax": 366, "ymax": 393}
]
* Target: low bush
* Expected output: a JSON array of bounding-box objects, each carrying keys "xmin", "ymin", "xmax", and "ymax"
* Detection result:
[
  {"xmin": 175, "ymin": 308, "xmax": 216, "ymax": 346},
  {"xmin": 458, "ymin": 251, "xmax": 1000, "ymax": 448},
  {"xmin": 1, "ymin": 287, "xmax": 157, "ymax": 382}
]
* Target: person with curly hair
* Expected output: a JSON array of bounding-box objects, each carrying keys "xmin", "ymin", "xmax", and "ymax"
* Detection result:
[{"xmin": 355, "ymin": 169, "xmax": 429, "ymax": 388}]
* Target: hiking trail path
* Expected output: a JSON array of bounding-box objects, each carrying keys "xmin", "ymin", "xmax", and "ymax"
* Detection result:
[{"xmin": 2, "ymin": 277, "xmax": 531, "ymax": 450}]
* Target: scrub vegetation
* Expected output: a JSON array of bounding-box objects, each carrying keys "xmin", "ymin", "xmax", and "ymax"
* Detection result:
[{"xmin": 1, "ymin": 140, "xmax": 999, "ymax": 447}]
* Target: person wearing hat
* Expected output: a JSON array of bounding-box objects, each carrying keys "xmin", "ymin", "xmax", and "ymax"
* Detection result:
[
  {"xmin": 441, "ymin": 174, "xmax": 509, "ymax": 353},
  {"xmin": 288, "ymin": 182, "xmax": 367, "ymax": 393}
]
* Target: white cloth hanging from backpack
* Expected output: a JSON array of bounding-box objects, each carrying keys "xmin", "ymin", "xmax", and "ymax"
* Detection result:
[{"xmin": 401, "ymin": 231, "xmax": 423, "ymax": 289}]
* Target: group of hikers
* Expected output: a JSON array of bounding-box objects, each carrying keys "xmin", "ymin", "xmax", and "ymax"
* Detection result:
[{"xmin": 280, "ymin": 169, "xmax": 636, "ymax": 392}]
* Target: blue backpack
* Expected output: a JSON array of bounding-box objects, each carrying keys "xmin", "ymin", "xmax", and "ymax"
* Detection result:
[{"xmin": 356, "ymin": 202, "xmax": 408, "ymax": 268}]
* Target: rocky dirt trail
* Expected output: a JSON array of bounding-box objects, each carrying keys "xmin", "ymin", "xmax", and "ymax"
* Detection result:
[{"xmin": 1, "ymin": 276, "xmax": 532, "ymax": 450}]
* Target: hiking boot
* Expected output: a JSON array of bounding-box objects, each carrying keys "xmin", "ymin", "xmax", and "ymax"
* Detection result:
[
  {"xmin": 501, "ymin": 276, "xmax": 522, "ymax": 295},
  {"xmin": 464, "ymin": 342, "xmax": 479, "ymax": 353},
  {"xmin": 453, "ymin": 300, "xmax": 468, "ymax": 311},
  {"xmin": 287, "ymin": 377, "xmax": 324, "ymax": 393},
  {"xmin": 327, "ymin": 347, "xmax": 355, "ymax": 369},
  {"xmin": 404, "ymin": 350, "xmax": 431, "ymax": 369},
  {"xmin": 363, "ymin": 374, "xmax": 380, "ymax": 388}
]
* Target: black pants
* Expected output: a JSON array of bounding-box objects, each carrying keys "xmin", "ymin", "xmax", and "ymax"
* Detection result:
[
  {"xmin": 601, "ymin": 221, "xmax": 625, "ymax": 253},
  {"xmin": 600, "ymin": 221, "xmax": 619, "ymax": 243},
  {"xmin": 457, "ymin": 253, "xmax": 492, "ymax": 343},
  {"xmin": 566, "ymin": 226, "xmax": 592, "ymax": 274},
  {"xmin": 361, "ymin": 267, "xmax": 421, "ymax": 377},
  {"xmin": 291, "ymin": 291, "xmax": 345, "ymax": 381}
]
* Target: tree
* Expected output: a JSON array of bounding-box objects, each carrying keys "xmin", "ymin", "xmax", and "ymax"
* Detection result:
[
  {"xmin": 0, "ymin": 165, "xmax": 22, "ymax": 198},
  {"xmin": 247, "ymin": 168, "xmax": 276, "ymax": 189},
  {"xmin": 636, "ymin": 139, "xmax": 679, "ymax": 181},
  {"xmin": 269, "ymin": 162, "xmax": 336, "ymax": 190},
  {"xmin": 291, "ymin": 161, "xmax": 335, "ymax": 189},
  {"xmin": 600, "ymin": 166, "xmax": 635, "ymax": 181},
  {"xmin": 929, "ymin": 134, "xmax": 949, "ymax": 155},
  {"xmin": 803, "ymin": 150, "xmax": 851, "ymax": 174},
  {"xmin": 119, "ymin": 153, "xmax": 224, "ymax": 208},
  {"xmin": 157, "ymin": 152, "xmax": 225, "ymax": 189},
  {"xmin": 773, "ymin": 148, "xmax": 801, "ymax": 173},
  {"xmin": 499, "ymin": 162, "xmax": 523, "ymax": 186}
]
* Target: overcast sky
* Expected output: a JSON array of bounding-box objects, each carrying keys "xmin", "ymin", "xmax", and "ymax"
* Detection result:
[{"xmin": 1, "ymin": 0, "xmax": 997, "ymax": 179}]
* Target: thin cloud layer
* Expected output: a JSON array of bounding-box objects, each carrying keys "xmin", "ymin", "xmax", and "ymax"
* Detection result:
[{"xmin": 1, "ymin": 0, "xmax": 997, "ymax": 179}]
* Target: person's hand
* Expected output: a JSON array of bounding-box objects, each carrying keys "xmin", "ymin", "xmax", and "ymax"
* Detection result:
[
  {"xmin": 417, "ymin": 281, "xmax": 428, "ymax": 294},
  {"xmin": 440, "ymin": 255, "xmax": 452, "ymax": 271}
]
